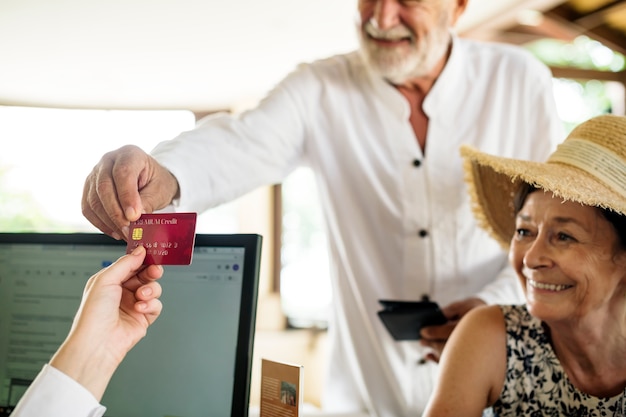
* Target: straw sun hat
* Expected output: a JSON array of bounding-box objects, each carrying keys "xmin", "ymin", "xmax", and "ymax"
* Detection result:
[{"xmin": 461, "ymin": 114, "xmax": 626, "ymax": 249}]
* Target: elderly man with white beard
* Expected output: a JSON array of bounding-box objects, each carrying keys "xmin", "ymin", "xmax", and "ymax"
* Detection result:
[{"xmin": 82, "ymin": 0, "xmax": 564, "ymax": 415}]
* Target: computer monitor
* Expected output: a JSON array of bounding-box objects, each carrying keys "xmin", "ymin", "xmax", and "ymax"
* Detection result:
[{"xmin": 0, "ymin": 232, "xmax": 262, "ymax": 417}]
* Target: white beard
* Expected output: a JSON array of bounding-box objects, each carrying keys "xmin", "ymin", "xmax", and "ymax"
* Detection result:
[{"xmin": 357, "ymin": 14, "xmax": 451, "ymax": 84}]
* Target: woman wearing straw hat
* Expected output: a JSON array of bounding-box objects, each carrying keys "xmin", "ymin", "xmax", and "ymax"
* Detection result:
[{"xmin": 423, "ymin": 114, "xmax": 626, "ymax": 416}]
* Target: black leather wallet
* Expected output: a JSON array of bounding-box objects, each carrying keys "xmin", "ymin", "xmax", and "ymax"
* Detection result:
[{"xmin": 377, "ymin": 299, "xmax": 448, "ymax": 341}]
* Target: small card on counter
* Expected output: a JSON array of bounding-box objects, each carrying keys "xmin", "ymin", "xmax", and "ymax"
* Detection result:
[
  {"xmin": 126, "ymin": 212, "xmax": 197, "ymax": 265},
  {"xmin": 260, "ymin": 358, "xmax": 303, "ymax": 417}
]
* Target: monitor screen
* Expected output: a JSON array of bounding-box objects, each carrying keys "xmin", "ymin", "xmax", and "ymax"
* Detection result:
[{"xmin": 0, "ymin": 233, "xmax": 262, "ymax": 417}]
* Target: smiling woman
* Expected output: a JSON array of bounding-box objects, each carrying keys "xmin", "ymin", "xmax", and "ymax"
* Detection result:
[
  {"xmin": 422, "ymin": 114, "xmax": 626, "ymax": 417},
  {"xmin": 511, "ymin": 189, "xmax": 625, "ymax": 322}
]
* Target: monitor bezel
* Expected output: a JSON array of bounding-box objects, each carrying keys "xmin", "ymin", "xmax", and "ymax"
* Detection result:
[{"xmin": 0, "ymin": 232, "xmax": 262, "ymax": 417}]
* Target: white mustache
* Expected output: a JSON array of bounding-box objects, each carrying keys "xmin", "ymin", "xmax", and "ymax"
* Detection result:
[{"xmin": 364, "ymin": 20, "xmax": 414, "ymax": 41}]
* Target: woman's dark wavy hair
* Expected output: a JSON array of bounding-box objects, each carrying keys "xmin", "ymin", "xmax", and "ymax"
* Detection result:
[{"xmin": 513, "ymin": 183, "xmax": 626, "ymax": 250}]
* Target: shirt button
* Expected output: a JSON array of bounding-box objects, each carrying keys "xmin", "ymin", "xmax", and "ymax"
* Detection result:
[
  {"xmin": 412, "ymin": 159, "xmax": 421, "ymax": 167},
  {"xmin": 418, "ymin": 229, "xmax": 428, "ymax": 238}
]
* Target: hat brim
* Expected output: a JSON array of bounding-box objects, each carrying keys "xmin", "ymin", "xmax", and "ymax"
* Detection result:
[{"xmin": 461, "ymin": 145, "xmax": 626, "ymax": 248}]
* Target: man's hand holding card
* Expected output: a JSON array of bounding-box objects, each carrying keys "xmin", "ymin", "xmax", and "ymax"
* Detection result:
[{"xmin": 126, "ymin": 213, "xmax": 197, "ymax": 265}]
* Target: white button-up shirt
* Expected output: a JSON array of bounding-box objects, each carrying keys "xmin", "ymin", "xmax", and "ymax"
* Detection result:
[{"xmin": 152, "ymin": 36, "xmax": 563, "ymax": 417}]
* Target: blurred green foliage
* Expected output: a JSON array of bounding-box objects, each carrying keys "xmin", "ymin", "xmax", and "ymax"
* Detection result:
[
  {"xmin": 526, "ymin": 35, "xmax": 626, "ymax": 72},
  {"xmin": 526, "ymin": 35, "xmax": 625, "ymax": 132},
  {"xmin": 0, "ymin": 165, "xmax": 60, "ymax": 232}
]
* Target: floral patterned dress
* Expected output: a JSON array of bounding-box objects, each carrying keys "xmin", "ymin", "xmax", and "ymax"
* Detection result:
[{"xmin": 490, "ymin": 305, "xmax": 626, "ymax": 417}]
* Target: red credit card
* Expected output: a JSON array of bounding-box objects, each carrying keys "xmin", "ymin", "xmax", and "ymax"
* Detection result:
[{"xmin": 126, "ymin": 213, "xmax": 197, "ymax": 265}]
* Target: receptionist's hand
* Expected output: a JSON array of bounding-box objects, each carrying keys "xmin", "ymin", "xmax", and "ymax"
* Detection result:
[{"xmin": 49, "ymin": 246, "xmax": 163, "ymax": 400}]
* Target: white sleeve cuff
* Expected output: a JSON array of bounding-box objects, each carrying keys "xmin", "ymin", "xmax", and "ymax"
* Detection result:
[{"xmin": 10, "ymin": 364, "xmax": 107, "ymax": 417}]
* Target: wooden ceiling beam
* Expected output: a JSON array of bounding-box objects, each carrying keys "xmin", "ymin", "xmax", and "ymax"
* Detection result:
[
  {"xmin": 542, "ymin": 8, "xmax": 626, "ymax": 54},
  {"xmin": 489, "ymin": 31, "xmax": 547, "ymax": 44},
  {"xmin": 573, "ymin": 1, "xmax": 626, "ymax": 29},
  {"xmin": 550, "ymin": 66, "xmax": 626, "ymax": 81},
  {"xmin": 462, "ymin": 0, "xmax": 626, "ymax": 57},
  {"xmin": 460, "ymin": 0, "xmax": 567, "ymax": 38},
  {"xmin": 530, "ymin": 14, "xmax": 584, "ymax": 40}
]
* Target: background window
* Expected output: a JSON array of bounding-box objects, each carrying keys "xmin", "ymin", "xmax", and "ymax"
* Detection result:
[
  {"xmin": 280, "ymin": 167, "xmax": 331, "ymax": 329},
  {"xmin": 0, "ymin": 106, "xmax": 239, "ymax": 234}
]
